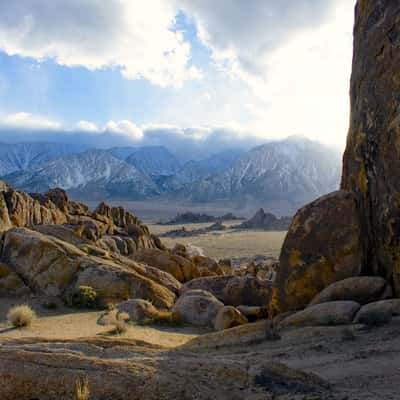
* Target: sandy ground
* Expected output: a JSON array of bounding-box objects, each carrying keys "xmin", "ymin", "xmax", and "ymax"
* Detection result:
[
  {"xmin": 0, "ymin": 297, "xmax": 207, "ymax": 348},
  {"xmin": 149, "ymin": 221, "xmax": 287, "ymax": 260},
  {"xmin": 2, "ymin": 296, "xmax": 400, "ymax": 399}
]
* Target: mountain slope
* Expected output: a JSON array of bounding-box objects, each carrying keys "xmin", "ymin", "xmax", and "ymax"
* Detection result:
[
  {"xmin": 0, "ymin": 142, "xmax": 87, "ymax": 176},
  {"xmin": 180, "ymin": 137, "xmax": 341, "ymax": 205},
  {"xmin": 125, "ymin": 146, "xmax": 181, "ymax": 177},
  {"xmin": 4, "ymin": 149, "xmax": 159, "ymax": 200},
  {"xmin": 162, "ymin": 149, "xmax": 244, "ymax": 191}
]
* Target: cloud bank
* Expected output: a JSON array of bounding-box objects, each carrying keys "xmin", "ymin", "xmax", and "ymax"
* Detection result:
[
  {"xmin": 0, "ymin": 0, "xmax": 356, "ymax": 147},
  {"xmin": 0, "ymin": 113, "xmax": 264, "ymax": 159}
]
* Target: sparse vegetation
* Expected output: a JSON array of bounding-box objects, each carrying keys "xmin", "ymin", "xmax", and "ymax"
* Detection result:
[
  {"xmin": 105, "ymin": 311, "xmax": 129, "ymax": 334},
  {"xmin": 7, "ymin": 305, "xmax": 36, "ymax": 328},
  {"xmin": 67, "ymin": 286, "xmax": 98, "ymax": 309},
  {"xmin": 75, "ymin": 376, "xmax": 90, "ymax": 400}
]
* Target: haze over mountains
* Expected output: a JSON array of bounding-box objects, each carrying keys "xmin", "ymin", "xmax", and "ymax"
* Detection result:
[{"xmin": 1, "ymin": 136, "xmax": 342, "ymax": 213}]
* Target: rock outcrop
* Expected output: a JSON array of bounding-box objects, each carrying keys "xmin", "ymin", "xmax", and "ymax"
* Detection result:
[
  {"xmin": 0, "ymin": 227, "xmax": 176, "ymax": 309},
  {"xmin": 237, "ymin": 208, "xmax": 291, "ymax": 231},
  {"xmin": 341, "ymin": 0, "xmax": 400, "ymax": 295}
]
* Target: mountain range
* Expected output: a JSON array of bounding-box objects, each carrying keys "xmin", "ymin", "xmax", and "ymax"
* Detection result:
[{"xmin": 0, "ymin": 137, "xmax": 342, "ymax": 210}]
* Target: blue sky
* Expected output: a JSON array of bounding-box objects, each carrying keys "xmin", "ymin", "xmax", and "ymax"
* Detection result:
[{"xmin": 0, "ymin": 0, "xmax": 356, "ymax": 150}]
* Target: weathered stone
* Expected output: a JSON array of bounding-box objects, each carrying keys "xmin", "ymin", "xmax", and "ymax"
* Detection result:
[
  {"xmin": 278, "ymin": 301, "xmax": 361, "ymax": 330},
  {"xmin": 0, "ymin": 337, "xmax": 329, "ymax": 400},
  {"xmin": 0, "ymin": 262, "xmax": 31, "ymax": 296},
  {"xmin": 172, "ymin": 289, "xmax": 224, "ymax": 327},
  {"xmin": 309, "ymin": 276, "xmax": 390, "ymax": 306},
  {"xmin": 0, "ymin": 227, "xmax": 176, "ymax": 309},
  {"xmin": 134, "ymin": 249, "xmax": 199, "ymax": 282},
  {"xmin": 214, "ymin": 306, "xmax": 248, "ymax": 331},
  {"xmin": 341, "ymin": 0, "xmax": 400, "ymax": 296},
  {"xmin": 182, "ymin": 321, "xmax": 271, "ymax": 351},
  {"xmin": 1, "ymin": 228, "xmax": 85, "ymax": 297},
  {"xmin": 353, "ymin": 299, "xmax": 400, "ymax": 325},
  {"xmin": 270, "ymin": 191, "xmax": 362, "ymax": 315},
  {"xmin": 115, "ymin": 299, "xmax": 158, "ymax": 323},
  {"xmin": 72, "ymin": 262, "xmax": 175, "ymax": 309},
  {"xmin": 182, "ymin": 275, "xmax": 271, "ymax": 306},
  {"xmin": 192, "ymin": 255, "xmax": 224, "ymax": 276}
]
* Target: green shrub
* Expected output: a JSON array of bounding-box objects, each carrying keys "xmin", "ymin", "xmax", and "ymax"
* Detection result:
[{"xmin": 67, "ymin": 286, "xmax": 98, "ymax": 309}]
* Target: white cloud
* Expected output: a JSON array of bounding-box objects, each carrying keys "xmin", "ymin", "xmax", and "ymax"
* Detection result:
[
  {"xmin": 77, "ymin": 120, "xmax": 99, "ymax": 133},
  {"xmin": 0, "ymin": 0, "xmax": 201, "ymax": 87},
  {"xmin": 0, "ymin": 112, "xmax": 61, "ymax": 130},
  {"xmin": 105, "ymin": 120, "xmax": 143, "ymax": 141}
]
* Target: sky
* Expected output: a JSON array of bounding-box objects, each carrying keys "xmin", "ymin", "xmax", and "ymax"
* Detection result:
[{"xmin": 0, "ymin": 0, "xmax": 356, "ymax": 152}]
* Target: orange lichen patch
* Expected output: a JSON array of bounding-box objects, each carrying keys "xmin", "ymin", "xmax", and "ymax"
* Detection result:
[
  {"xmin": 289, "ymin": 250, "xmax": 305, "ymax": 268},
  {"xmin": 0, "ymin": 263, "xmax": 11, "ymax": 278},
  {"xmin": 358, "ymin": 165, "xmax": 368, "ymax": 194},
  {"xmin": 268, "ymin": 288, "xmax": 281, "ymax": 318}
]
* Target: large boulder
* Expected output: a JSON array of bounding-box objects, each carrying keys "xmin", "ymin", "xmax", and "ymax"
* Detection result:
[
  {"xmin": 353, "ymin": 299, "xmax": 400, "ymax": 325},
  {"xmin": 182, "ymin": 275, "xmax": 271, "ymax": 307},
  {"xmin": 70, "ymin": 262, "xmax": 176, "ymax": 309},
  {"xmin": 270, "ymin": 191, "xmax": 362, "ymax": 315},
  {"xmin": 1, "ymin": 228, "xmax": 85, "ymax": 297},
  {"xmin": 172, "ymin": 289, "xmax": 224, "ymax": 327},
  {"xmin": 309, "ymin": 276, "xmax": 390, "ymax": 306},
  {"xmin": 341, "ymin": 0, "xmax": 400, "ymax": 295},
  {"xmin": 278, "ymin": 301, "xmax": 361, "ymax": 330},
  {"xmin": 213, "ymin": 306, "xmax": 248, "ymax": 331},
  {"xmin": 134, "ymin": 249, "xmax": 199, "ymax": 282}
]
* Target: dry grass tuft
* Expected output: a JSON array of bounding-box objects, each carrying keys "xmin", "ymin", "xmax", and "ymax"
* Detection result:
[
  {"xmin": 76, "ymin": 376, "xmax": 90, "ymax": 400},
  {"xmin": 105, "ymin": 311, "xmax": 129, "ymax": 334},
  {"xmin": 7, "ymin": 305, "xmax": 36, "ymax": 328}
]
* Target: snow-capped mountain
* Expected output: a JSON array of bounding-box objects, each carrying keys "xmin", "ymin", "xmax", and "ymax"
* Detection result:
[
  {"xmin": 162, "ymin": 149, "xmax": 244, "ymax": 191},
  {"xmin": 0, "ymin": 142, "xmax": 87, "ymax": 176},
  {"xmin": 179, "ymin": 137, "xmax": 341, "ymax": 205},
  {"xmin": 0, "ymin": 137, "xmax": 342, "ymax": 209},
  {"xmin": 125, "ymin": 146, "xmax": 181, "ymax": 177},
  {"xmin": 4, "ymin": 149, "xmax": 159, "ymax": 200}
]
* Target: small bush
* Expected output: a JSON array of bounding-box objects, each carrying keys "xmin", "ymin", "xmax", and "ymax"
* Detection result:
[
  {"xmin": 67, "ymin": 286, "xmax": 98, "ymax": 309},
  {"xmin": 75, "ymin": 376, "xmax": 90, "ymax": 400},
  {"xmin": 7, "ymin": 305, "xmax": 36, "ymax": 328}
]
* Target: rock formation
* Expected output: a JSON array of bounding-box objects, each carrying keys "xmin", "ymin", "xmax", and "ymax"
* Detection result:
[
  {"xmin": 237, "ymin": 208, "xmax": 291, "ymax": 231},
  {"xmin": 271, "ymin": 0, "xmax": 400, "ymax": 315}
]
